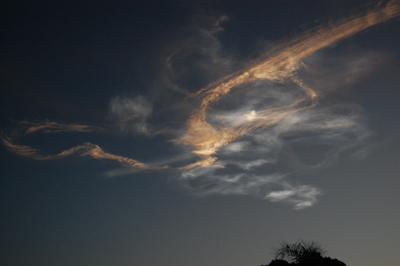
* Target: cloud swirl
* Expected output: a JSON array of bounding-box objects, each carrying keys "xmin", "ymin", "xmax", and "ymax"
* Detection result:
[{"xmin": 2, "ymin": 0, "xmax": 399, "ymax": 209}]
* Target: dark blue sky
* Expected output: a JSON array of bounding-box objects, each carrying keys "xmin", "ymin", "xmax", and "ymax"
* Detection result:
[{"xmin": 1, "ymin": 1, "xmax": 400, "ymax": 266}]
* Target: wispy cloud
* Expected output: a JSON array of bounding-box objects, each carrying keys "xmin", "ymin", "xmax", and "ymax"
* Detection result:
[
  {"xmin": 177, "ymin": 0, "xmax": 400, "ymax": 166},
  {"xmin": 1, "ymin": 121, "xmax": 151, "ymax": 169},
  {"xmin": 2, "ymin": 136, "xmax": 145, "ymax": 167},
  {"xmin": 109, "ymin": 96, "xmax": 153, "ymax": 135},
  {"xmin": 171, "ymin": 0, "xmax": 399, "ymax": 208},
  {"xmin": 19, "ymin": 119, "xmax": 103, "ymax": 134},
  {"xmin": 3, "ymin": 0, "xmax": 399, "ymax": 209},
  {"xmin": 266, "ymin": 183, "xmax": 322, "ymax": 210}
]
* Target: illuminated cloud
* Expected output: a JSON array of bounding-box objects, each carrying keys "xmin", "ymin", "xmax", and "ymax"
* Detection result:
[
  {"xmin": 2, "ymin": 0, "xmax": 400, "ymax": 209},
  {"xmin": 2, "ymin": 136, "xmax": 41, "ymax": 158},
  {"xmin": 18, "ymin": 120, "xmax": 103, "ymax": 134},
  {"xmin": 178, "ymin": 0, "xmax": 400, "ymax": 165},
  {"xmin": 1, "ymin": 121, "xmax": 149, "ymax": 168},
  {"xmin": 172, "ymin": 0, "xmax": 399, "ymax": 208}
]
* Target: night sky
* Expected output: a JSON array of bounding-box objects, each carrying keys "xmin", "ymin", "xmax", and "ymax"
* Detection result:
[{"xmin": 1, "ymin": 1, "xmax": 400, "ymax": 266}]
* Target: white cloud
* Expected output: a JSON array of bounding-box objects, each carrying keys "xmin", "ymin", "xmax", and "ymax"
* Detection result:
[
  {"xmin": 109, "ymin": 96, "xmax": 152, "ymax": 135},
  {"xmin": 265, "ymin": 183, "xmax": 322, "ymax": 210},
  {"xmin": 236, "ymin": 159, "xmax": 271, "ymax": 170}
]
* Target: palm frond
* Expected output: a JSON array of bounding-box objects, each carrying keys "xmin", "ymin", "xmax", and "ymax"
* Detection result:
[{"xmin": 272, "ymin": 240, "xmax": 326, "ymax": 263}]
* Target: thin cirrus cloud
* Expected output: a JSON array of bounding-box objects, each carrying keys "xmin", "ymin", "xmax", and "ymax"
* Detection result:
[
  {"xmin": 1, "ymin": 121, "xmax": 149, "ymax": 168},
  {"xmin": 19, "ymin": 119, "xmax": 103, "ymax": 134},
  {"xmin": 176, "ymin": 0, "xmax": 400, "ymax": 167},
  {"xmin": 2, "ymin": 1, "xmax": 399, "ymax": 209}
]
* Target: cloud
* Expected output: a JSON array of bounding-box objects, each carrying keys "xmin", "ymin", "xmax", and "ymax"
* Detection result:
[
  {"xmin": 17, "ymin": 119, "xmax": 103, "ymax": 134},
  {"xmin": 2, "ymin": 0, "xmax": 400, "ymax": 209},
  {"xmin": 1, "ymin": 121, "xmax": 150, "ymax": 169},
  {"xmin": 180, "ymin": 165, "xmax": 283, "ymax": 197},
  {"xmin": 160, "ymin": 13, "xmax": 236, "ymax": 97},
  {"xmin": 171, "ymin": 1, "xmax": 399, "ymax": 208},
  {"xmin": 298, "ymin": 50, "xmax": 389, "ymax": 98},
  {"xmin": 2, "ymin": 136, "xmax": 41, "ymax": 158},
  {"xmin": 2, "ymin": 139, "xmax": 147, "ymax": 170},
  {"xmin": 265, "ymin": 183, "xmax": 322, "ymax": 210},
  {"xmin": 109, "ymin": 96, "xmax": 152, "ymax": 135},
  {"xmin": 177, "ymin": 0, "xmax": 400, "ymax": 166}
]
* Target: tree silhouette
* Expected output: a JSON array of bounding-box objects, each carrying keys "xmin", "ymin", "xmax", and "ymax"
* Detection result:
[
  {"xmin": 273, "ymin": 240, "xmax": 325, "ymax": 264},
  {"xmin": 261, "ymin": 240, "xmax": 346, "ymax": 266}
]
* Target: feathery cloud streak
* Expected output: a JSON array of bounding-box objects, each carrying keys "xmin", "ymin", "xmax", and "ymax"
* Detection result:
[
  {"xmin": 3, "ymin": 1, "xmax": 399, "ymax": 209},
  {"xmin": 1, "ymin": 121, "xmax": 148, "ymax": 168},
  {"xmin": 172, "ymin": 0, "xmax": 399, "ymax": 208},
  {"xmin": 177, "ymin": 0, "xmax": 400, "ymax": 167}
]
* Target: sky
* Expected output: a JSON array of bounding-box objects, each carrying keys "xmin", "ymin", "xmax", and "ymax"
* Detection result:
[{"xmin": 1, "ymin": 1, "xmax": 400, "ymax": 265}]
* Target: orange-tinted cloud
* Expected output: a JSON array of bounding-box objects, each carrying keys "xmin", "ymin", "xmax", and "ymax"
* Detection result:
[
  {"xmin": 176, "ymin": 0, "xmax": 400, "ymax": 168},
  {"xmin": 1, "ymin": 120, "xmax": 151, "ymax": 169},
  {"xmin": 2, "ymin": 135, "xmax": 147, "ymax": 168},
  {"xmin": 20, "ymin": 120, "xmax": 103, "ymax": 134},
  {"xmin": 2, "ymin": 1, "xmax": 399, "ymax": 208}
]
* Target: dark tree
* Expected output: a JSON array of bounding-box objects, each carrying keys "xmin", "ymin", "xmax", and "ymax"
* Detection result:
[
  {"xmin": 273, "ymin": 240, "xmax": 326, "ymax": 264},
  {"xmin": 263, "ymin": 240, "xmax": 346, "ymax": 266}
]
